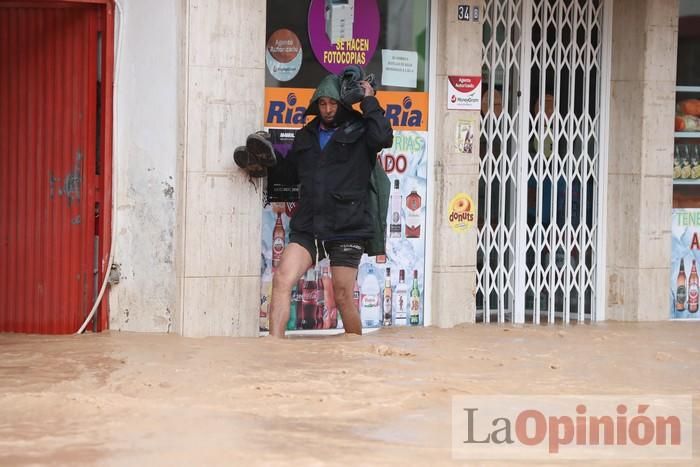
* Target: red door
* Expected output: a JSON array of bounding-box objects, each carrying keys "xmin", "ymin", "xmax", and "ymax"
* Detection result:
[{"xmin": 0, "ymin": 2, "xmax": 113, "ymax": 334}]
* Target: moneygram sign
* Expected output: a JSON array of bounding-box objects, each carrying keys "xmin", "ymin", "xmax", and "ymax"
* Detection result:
[
  {"xmin": 451, "ymin": 395, "xmax": 692, "ymax": 460},
  {"xmin": 265, "ymin": 88, "xmax": 428, "ymax": 131},
  {"xmin": 447, "ymin": 76, "xmax": 481, "ymax": 111}
]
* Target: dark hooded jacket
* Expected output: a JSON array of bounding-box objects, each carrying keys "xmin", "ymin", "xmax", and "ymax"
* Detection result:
[{"xmin": 269, "ymin": 75, "xmax": 393, "ymax": 241}]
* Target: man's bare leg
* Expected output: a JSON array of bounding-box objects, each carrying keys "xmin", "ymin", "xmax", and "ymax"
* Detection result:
[
  {"xmin": 331, "ymin": 266, "xmax": 362, "ymax": 335},
  {"xmin": 269, "ymin": 243, "xmax": 313, "ymax": 338}
]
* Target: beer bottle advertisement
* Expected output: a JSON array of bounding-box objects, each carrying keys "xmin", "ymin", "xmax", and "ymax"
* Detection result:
[
  {"xmin": 259, "ymin": 0, "xmax": 431, "ymax": 332},
  {"xmin": 670, "ymin": 209, "xmax": 700, "ymax": 319}
]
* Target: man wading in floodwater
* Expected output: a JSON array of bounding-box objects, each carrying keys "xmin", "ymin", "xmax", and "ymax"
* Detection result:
[{"xmin": 234, "ymin": 69, "xmax": 393, "ymax": 337}]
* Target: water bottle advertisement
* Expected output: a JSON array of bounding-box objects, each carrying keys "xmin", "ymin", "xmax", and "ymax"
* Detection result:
[
  {"xmin": 259, "ymin": 129, "xmax": 428, "ymax": 332},
  {"xmin": 670, "ymin": 209, "xmax": 700, "ymax": 319}
]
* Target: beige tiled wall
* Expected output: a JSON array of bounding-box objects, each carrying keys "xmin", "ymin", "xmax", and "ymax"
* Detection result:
[
  {"xmin": 176, "ymin": 0, "xmax": 266, "ymax": 336},
  {"xmin": 430, "ymin": 0, "xmax": 483, "ymax": 326},
  {"xmin": 606, "ymin": 0, "xmax": 678, "ymax": 321}
]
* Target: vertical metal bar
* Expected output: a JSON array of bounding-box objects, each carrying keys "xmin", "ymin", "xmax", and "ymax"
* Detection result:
[
  {"xmin": 486, "ymin": 0, "xmax": 497, "ymax": 323},
  {"xmin": 578, "ymin": 0, "xmax": 593, "ymax": 322},
  {"xmin": 549, "ymin": 0, "xmax": 563, "ymax": 323},
  {"xmin": 477, "ymin": 0, "xmax": 488, "ymax": 321},
  {"xmin": 86, "ymin": 6, "xmax": 99, "ymax": 331},
  {"xmin": 89, "ymin": 7, "xmax": 102, "ymax": 332},
  {"xmin": 506, "ymin": 0, "xmax": 521, "ymax": 322},
  {"xmin": 27, "ymin": 8, "xmax": 38, "ymax": 333},
  {"xmin": 561, "ymin": 1, "xmax": 574, "ymax": 325},
  {"xmin": 514, "ymin": 0, "xmax": 532, "ymax": 324},
  {"xmin": 38, "ymin": 8, "xmax": 49, "ymax": 334},
  {"xmin": 100, "ymin": 0, "xmax": 115, "ymax": 331},
  {"xmin": 16, "ymin": 8, "xmax": 28, "ymax": 332},
  {"xmin": 534, "ymin": 0, "xmax": 548, "ymax": 325},
  {"xmin": 62, "ymin": 7, "xmax": 73, "ymax": 333},
  {"xmin": 595, "ymin": 0, "xmax": 612, "ymax": 322},
  {"xmin": 48, "ymin": 7, "xmax": 59, "ymax": 332},
  {"xmin": 498, "ymin": 0, "xmax": 510, "ymax": 322},
  {"xmin": 483, "ymin": 0, "xmax": 498, "ymax": 323},
  {"xmin": 13, "ymin": 6, "xmax": 21, "ymax": 331},
  {"xmin": 42, "ymin": 9, "xmax": 62, "ymax": 332},
  {"xmin": 0, "ymin": 7, "xmax": 8, "ymax": 332}
]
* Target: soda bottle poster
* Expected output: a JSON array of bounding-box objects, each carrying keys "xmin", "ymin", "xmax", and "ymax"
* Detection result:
[
  {"xmin": 670, "ymin": 209, "xmax": 700, "ymax": 319},
  {"xmin": 259, "ymin": 130, "xmax": 428, "ymax": 332}
]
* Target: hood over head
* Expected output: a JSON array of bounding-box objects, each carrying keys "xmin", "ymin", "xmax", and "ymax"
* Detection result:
[{"xmin": 304, "ymin": 74, "xmax": 354, "ymax": 124}]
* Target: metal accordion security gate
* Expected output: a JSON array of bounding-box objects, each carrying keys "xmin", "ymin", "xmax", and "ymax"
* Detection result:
[{"xmin": 477, "ymin": 0, "xmax": 609, "ymax": 324}]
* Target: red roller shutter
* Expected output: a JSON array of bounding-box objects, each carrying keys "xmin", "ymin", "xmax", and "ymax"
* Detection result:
[{"xmin": 0, "ymin": 1, "xmax": 113, "ymax": 334}]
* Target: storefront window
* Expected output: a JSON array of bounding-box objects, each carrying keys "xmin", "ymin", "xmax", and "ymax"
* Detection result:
[
  {"xmin": 670, "ymin": 0, "xmax": 700, "ymax": 319},
  {"xmin": 259, "ymin": 0, "xmax": 432, "ymax": 333},
  {"xmin": 264, "ymin": 0, "xmax": 430, "ymax": 91}
]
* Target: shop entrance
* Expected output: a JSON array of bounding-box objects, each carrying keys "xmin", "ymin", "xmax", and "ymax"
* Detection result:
[
  {"xmin": 0, "ymin": 2, "xmax": 113, "ymax": 333},
  {"xmin": 477, "ymin": 0, "xmax": 608, "ymax": 324}
]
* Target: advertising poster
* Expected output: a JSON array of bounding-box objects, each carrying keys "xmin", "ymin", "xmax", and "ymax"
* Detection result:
[
  {"xmin": 670, "ymin": 209, "xmax": 700, "ymax": 319},
  {"xmin": 455, "ymin": 117, "xmax": 477, "ymax": 154},
  {"xmin": 261, "ymin": 0, "xmax": 431, "ymax": 332},
  {"xmin": 448, "ymin": 193, "xmax": 475, "ymax": 233},
  {"xmin": 447, "ymin": 76, "xmax": 481, "ymax": 110}
]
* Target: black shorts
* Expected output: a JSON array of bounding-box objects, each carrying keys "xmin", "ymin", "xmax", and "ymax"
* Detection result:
[{"xmin": 290, "ymin": 232, "xmax": 365, "ymax": 269}]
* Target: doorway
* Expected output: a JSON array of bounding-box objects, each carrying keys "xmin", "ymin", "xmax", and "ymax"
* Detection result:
[{"xmin": 477, "ymin": 0, "xmax": 608, "ymax": 324}]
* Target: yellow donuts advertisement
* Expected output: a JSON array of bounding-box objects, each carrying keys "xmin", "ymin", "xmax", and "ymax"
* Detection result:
[{"xmin": 448, "ymin": 193, "xmax": 475, "ymax": 233}]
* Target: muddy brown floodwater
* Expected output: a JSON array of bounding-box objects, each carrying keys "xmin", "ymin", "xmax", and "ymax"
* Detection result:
[{"xmin": 1, "ymin": 322, "xmax": 699, "ymax": 466}]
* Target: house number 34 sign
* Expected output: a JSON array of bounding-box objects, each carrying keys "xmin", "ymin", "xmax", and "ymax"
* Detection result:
[
  {"xmin": 457, "ymin": 5, "xmax": 470, "ymax": 21},
  {"xmin": 457, "ymin": 5, "xmax": 480, "ymax": 22}
]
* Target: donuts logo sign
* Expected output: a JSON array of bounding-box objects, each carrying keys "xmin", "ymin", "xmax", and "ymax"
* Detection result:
[{"xmin": 448, "ymin": 193, "xmax": 475, "ymax": 233}]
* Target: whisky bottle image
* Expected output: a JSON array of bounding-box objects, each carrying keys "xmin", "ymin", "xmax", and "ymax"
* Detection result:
[
  {"xmin": 676, "ymin": 259, "xmax": 687, "ymax": 312},
  {"xmin": 272, "ymin": 212, "xmax": 285, "ymax": 271},
  {"xmin": 405, "ymin": 190, "xmax": 422, "ymax": 238},
  {"xmin": 393, "ymin": 269, "xmax": 408, "ymax": 325},
  {"xmin": 689, "ymin": 260, "xmax": 698, "ymax": 313},
  {"xmin": 409, "ymin": 270, "xmax": 420, "ymax": 325},
  {"xmin": 390, "ymin": 179, "xmax": 402, "ymax": 238},
  {"xmin": 382, "ymin": 268, "xmax": 392, "ymax": 326}
]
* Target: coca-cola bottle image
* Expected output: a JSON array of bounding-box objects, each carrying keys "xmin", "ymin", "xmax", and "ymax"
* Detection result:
[
  {"xmin": 315, "ymin": 267, "xmax": 325, "ymax": 329},
  {"xmin": 321, "ymin": 266, "xmax": 337, "ymax": 328},
  {"xmin": 295, "ymin": 277, "xmax": 304, "ymax": 329},
  {"xmin": 301, "ymin": 268, "xmax": 317, "ymax": 329},
  {"xmin": 272, "ymin": 212, "xmax": 285, "ymax": 271}
]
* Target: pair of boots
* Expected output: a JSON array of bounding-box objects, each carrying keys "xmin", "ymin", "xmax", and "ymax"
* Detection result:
[{"xmin": 233, "ymin": 131, "xmax": 276, "ymax": 178}]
